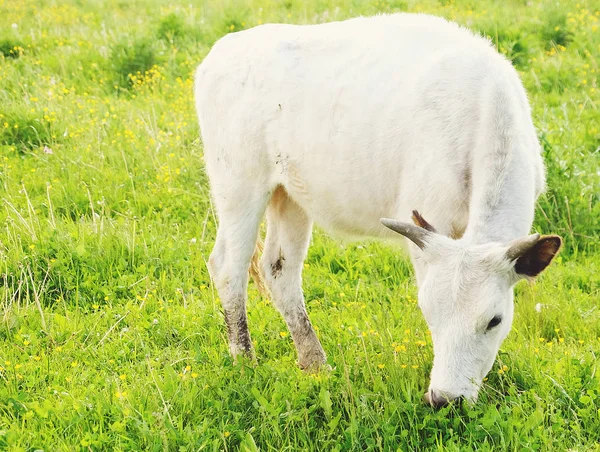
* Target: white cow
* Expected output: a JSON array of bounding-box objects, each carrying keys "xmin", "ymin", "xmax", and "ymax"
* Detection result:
[{"xmin": 194, "ymin": 13, "xmax": 562, "ymax": 407}]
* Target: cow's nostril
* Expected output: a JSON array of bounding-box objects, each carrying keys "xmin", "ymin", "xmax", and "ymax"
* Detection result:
[{"xmin": 426, "ymin": 390, "xmax": 452, "ymax": 409}]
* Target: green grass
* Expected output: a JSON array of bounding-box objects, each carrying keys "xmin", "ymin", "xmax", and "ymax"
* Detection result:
[{"xmin": 0, "ymin": 0, "xmax": 599, "ymax": 449}]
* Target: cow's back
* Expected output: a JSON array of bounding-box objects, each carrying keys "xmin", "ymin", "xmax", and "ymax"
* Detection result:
[{"xmin": 195, "ymin": 14, "xmax": 542, "ymax": 240}]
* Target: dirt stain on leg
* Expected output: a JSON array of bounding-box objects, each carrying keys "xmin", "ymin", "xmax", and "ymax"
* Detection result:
[
  {"xmin": 224, "ymin": 307, "xmax": 253, "ymax": 355},
  {"xmin": 271, "ymin": 248, "xmax": 285, "ymax": 278}
]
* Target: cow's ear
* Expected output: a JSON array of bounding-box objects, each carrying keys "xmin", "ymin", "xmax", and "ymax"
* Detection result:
[
  {"xmin": 411, "ymin": 210, "xmax": 437, "ymax": 232},
  {"xmin": 506, "ymin": 234, "xmax": 562, "ymax": 278}
]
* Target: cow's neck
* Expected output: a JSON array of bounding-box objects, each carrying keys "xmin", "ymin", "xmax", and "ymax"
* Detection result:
[{"xmin": 461, "ymin": 143, "xmax": 537, "ymax": 245}]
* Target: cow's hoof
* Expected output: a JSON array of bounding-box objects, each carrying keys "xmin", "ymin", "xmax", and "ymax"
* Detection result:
[
  {"xmin": 230, "ymin": 344, "xmax": 256, "ymax": 366},
  {"xmin": 300, "ymin": 361, "xmax": 332, "ymax": 374},
  {"xmin": 298, "ymin": 350, "xmax": 329, "ymax": 373}
]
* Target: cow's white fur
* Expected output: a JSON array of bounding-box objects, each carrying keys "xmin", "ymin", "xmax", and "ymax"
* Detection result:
[{"xmin": 195, "ymin": 14, "xmax": 558, "ymax": 405}]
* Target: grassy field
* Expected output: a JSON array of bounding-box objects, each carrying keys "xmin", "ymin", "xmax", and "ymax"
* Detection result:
[{"xmin": 1, "ymin": 0, "xmax": 599, "ymax": 449}]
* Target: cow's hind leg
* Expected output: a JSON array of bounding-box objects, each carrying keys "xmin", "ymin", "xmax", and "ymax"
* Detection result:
[
  {"xmin": 209, "ymin": 187, "xmax": 269, "ymax": 360},
  {"xmin": 261, "ymin": 186, "xmax": 326, "ymax": 370}
]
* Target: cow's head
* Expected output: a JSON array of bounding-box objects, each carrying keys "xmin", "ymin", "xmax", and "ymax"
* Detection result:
[{"xmin": 381, "ymin": 211, "xmax": 561, "ymax": 408}]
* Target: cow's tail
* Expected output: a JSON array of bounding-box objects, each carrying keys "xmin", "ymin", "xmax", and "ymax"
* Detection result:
[{"xmin": 249, "ymin": 238, "xmax": 269, "ymax": 298}]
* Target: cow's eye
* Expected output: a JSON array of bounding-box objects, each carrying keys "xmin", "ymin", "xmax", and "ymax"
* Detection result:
[{"xmin": 486, "ymin": 315, "xmax": 502, "ymax": 330}]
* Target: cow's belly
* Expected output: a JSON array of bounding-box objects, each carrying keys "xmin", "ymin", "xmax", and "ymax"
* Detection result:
[
  {"xmin": 278, "ymin": 156, "xmax": 400, "ymax": 238},
  {"xmin": 276, "ymin": 150, "xmax": 470, "ymax": 240}
]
